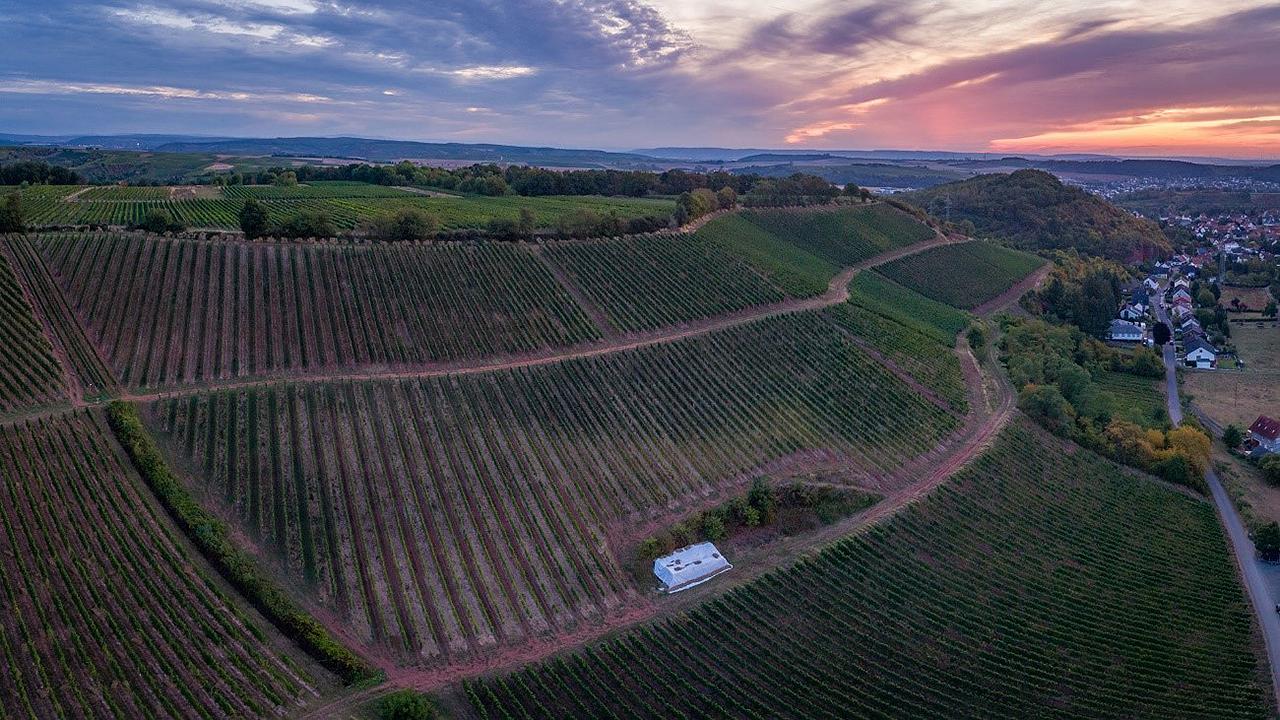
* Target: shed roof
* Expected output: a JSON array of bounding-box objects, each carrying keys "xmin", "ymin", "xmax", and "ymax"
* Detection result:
[
  {"xmin": 654, "ymin": 542, "xmax": 732, "ymax": 592},
  {"xmin": 1251, "ymin": 416, "xmax": 1280, "ymax": 441}
]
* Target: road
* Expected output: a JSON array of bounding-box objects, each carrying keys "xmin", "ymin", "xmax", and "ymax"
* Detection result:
[{"xmin": 1156, "ymin": 291, "xmax": 1280, "ymax": 704}]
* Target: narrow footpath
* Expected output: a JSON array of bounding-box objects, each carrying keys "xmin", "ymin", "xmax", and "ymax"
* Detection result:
[{"xmin": 1156, "ymin": 292, "xmax": 1280, "ymax": 705}]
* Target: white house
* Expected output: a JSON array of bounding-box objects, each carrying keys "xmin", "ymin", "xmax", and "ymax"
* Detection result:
[
  {"xmin": 653, "ymin": 542, "xmax": 732, "ymax": 593},
  {"xmin": 1144, "ymin": 277, "xmax": 1160, "ymax": 291},
  {"xmin": 1184, "ymin": 337, "xmax": 1218, "ymax": 369},
  {"xmin": 1108, "ymin": 319, "xmax": 1145, "ymax": 343},
  {"xmin": 1249, "ymin": 416, "xmax": 1280, "ymax": 454},
  {"xmin": 1172, "ymin": 288, "xmax": 1193, "ymax": 305}
]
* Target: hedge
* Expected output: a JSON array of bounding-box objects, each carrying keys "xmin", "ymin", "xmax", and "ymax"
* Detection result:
[{"xmin": 106, "ymin": 401, "xmax": 384, "ymax": 686}]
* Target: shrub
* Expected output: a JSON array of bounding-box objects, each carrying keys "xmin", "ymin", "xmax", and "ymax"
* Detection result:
[
  {"xmin": 135, "ymin": 208, "xmax": 184, "ymax": 234},
  {"xmin": 366, "ymin": 208, "xmax": 440, "ymax": 242},
  {"xmin": 239, "ymin": 199, "xmax": 269, "ymax": 239},
  {"xmin": 105, "ymin": 401, "xmax": 383, "ymax": 685},
  {"xmin": 376, "ymin": 690, "xmax": 438, "ymax": 720},
  {"xmin": 1223, "ymin": 424, "xmax": 1243, "ymax": 449},
  {"xmin": 0, "ymin": 191, "xmax": 24, "ymax": 233},
  {"xmin": 1262, "ymin": 455, "xmax": 1280, "ymax": 487},
  {"xmin": 1255, "ymin": 522, "xmax": 1280, "ymax": 561},
  {"xmin": 276, "ymin": 210, "xmax": 337, "ymax": 238}
]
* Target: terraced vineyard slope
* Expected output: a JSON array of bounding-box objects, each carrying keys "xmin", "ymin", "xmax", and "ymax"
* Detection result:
[
  {"xmin": 875, "ymin": 240, "xmax": 1044, "ymax": 310},
  {"xmin": 144, "ymin": 312, "xmax": 960, "ymax": 670},
  {"xmin": 0, "ymin": 240, "xmax": 67, "ymax": 413},
  {"xmin": 0, "ymin": 410, "xmax": 330, "ymax": 719},
  {"xmin": 37, "ymin": 233, "xmax": 600, "ymax": 388},
  {"xmin": 542, "ymin": 232, "xmax": 785, "ymax": 332},
  {"xmin": 741, "ymin": 204, "xmax": 936, "ymax": 266},
  {"xmin": 465, "ymin": 420, "xmax": 1270, "ymax": 719}
]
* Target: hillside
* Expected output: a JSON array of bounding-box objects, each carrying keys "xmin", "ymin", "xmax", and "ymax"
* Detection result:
[
  {"xmin": 466, "ymin": 420, "xmax": 1270, "ymax": 719},
  {"xmin": 901, "ymin": 169, "xmax": 1171, "ymax": 261}
]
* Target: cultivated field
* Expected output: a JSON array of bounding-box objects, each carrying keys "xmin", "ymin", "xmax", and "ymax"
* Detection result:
[
  {"xmin": 844, "ymin": 271, "xmax": 972, "ymax": 341},
  {"xmin": 465, "ymin": 420, "xmax": 1270, "ymax": 719},
  {"xmin": 542, "ymin": 231, "xmax": 785, "ymax": 332},
  {"xmin": 1187, "ymin": 371, "xmax": 1280, "ymax": 430},
  {"xmin": 144, "ymin": 311, "xmax": 961, "ymax": 669},
  {"xmin": 1096, "ymin": 370, "xmax": 1166, "ymax": 427},
  {"xmin": 0, "ymin": 410, "xmax": 330, "ymax": 718},
  {"xmin": 0, "ymin": 240, "xmax": 66, "ymax": 413},
  {"xmin": 37, "ymin": 233, "xmax": 601, "ymax": 388},
  {"xmin": 740, "ymin": 204, "xmax": 936, "ymax": 266},
  {"xmin": 876, "ymin": 240, "xmax": 1044, "ymax": 310},
  {"xmin": 10, "ymin": 184, "xmax": 675, "ymax": 231}
]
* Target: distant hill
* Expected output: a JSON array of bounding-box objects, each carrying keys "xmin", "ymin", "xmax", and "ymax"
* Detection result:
[
  {"xmin": 901, "ymin": 169, "xmax": 1171, "ymax": 261},
  {"xmin": 739, "ymin": 161, "xmax": 963, "ymax": 189},
  {"xmin": 949, "ymin": 157, "xmax": 1280, "ymax": 180}
]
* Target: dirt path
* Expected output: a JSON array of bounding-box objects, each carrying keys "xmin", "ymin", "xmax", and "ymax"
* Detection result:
[
  {"xmin": 972, "ymin": 263, "xmax": 1050, "ymax": 316},
  {"xmin": 120, "ymin": 234, "xmax": 972, "ymax": 405},
  {"xmin": 61, "ymin": 186, "xmax": 93, "ymax": 203},
  {"xmin": 296, "ymin": 317, "xmax": 1016, "ymax": 719}
]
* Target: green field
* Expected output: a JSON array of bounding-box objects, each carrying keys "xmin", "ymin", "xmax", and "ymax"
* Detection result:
[
  {"xmin": 5, "ymin": 184, "xmax": 676, "ymax": 231},
  {"xmin": 693, "ymin": 213, "xmax": 836, "ymax": 296},
  {"xmin": 876, "ymin": 241, "xmax": 1044, "ymax": 310},
  {"xmin": 1096, "ymin": 370, "xmax": 1167, "ymax": 428},
  {"xmin": 466, "ymin": 420, "xmax": 1269, "ymax": 719},
  {"xmin": 740, "ymin": 204, "xmax": 935, "ymax": 265},
  {"xmin": 844, "ymin": 271, "xmax": 972, "ymax": 344}
]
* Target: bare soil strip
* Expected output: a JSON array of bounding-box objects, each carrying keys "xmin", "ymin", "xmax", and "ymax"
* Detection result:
[
  {"xmin": 529, "ymin": 246, "xmax": 619, "ymax": 338},
  {"xmin": 972, "ymin": 264, "xmax": 1050, "ymax": 316}
]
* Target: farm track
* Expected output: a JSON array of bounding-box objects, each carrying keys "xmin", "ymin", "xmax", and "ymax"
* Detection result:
[{"xmin": 119, "ymin": 233, "xmax": 971, "ymax": 405}]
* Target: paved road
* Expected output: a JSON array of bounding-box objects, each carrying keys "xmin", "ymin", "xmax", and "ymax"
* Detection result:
[{"xmin": 1156, "ymin": 292, "xmax": 1280, "ymax": 704}]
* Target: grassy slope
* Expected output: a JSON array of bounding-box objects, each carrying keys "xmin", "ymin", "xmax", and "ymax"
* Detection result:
[{"xmin": 466, "ymin": 419, "xmax": 1269, "ymax": 720}]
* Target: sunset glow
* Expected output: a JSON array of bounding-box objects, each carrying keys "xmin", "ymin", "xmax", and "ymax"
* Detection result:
[{"xmin": 1, "ymin": 1, "xmax": 1277, "ymax": 157}]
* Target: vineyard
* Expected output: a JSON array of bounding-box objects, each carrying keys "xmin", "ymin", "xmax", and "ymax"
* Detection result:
[
  {"xmin": 740, "ymin": 204, "xmax": 936, "ymax": 266},
  {"xmin": 823, "ymin": 302, "xmax": 969, "ymax": 413},
  {"xmin": 1096, "ymin": 370, "xmax": 1167, "ymax": 427},
  {"xmin": 12, "ymin": 185, "xmax": 675, "ymax": 231},
  {"xmin": 36, "ymin": 233, "xmax": 600, "ymax": 388},
  {"xmin": 692, "ymin": 213, "xmax": 837, "ymax": 296},
  {"xmin": 0, "ymin": 240, "xmax": 66, "ymax": 413},
  {"xmin": 542, "ymin": 232, "xmax": 786, "ymax": 332},
  {"xmin": 465, "ymin": 420, "xmax": 1270, "ymax": 719},
  {"xmin": 876, "ymin": 240, "xmax": 1045, "ymax": 310},
  {"xmin": 844, "ymin": 271, "xmax": 972, "ymax": 343},
  {"xmin": 3, "ymin": 235, "xmax": 116, "ymax": 399},
  {"xmin": 0, "ymin": 410, "xmax": 329, "ymax": 719},
  {"xmin": 144, "ymin": 311, "xmax": 960, "ymax": 668}
]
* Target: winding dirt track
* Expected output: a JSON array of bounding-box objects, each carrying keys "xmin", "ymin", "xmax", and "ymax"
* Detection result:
[{"xmin": 121, "ymin": 233, "xmax": 973, "ymax": 405}]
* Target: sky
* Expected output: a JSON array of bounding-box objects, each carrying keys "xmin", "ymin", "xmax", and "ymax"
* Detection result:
[{"xmin": 1, "ymin": 0, "xmax": 1278, "ymax": 158}]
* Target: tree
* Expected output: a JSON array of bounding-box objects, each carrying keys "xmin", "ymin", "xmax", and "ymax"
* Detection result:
[
  {"xmin": 517, "ymin": 207, "xmax": 536, "ymax": 236},
  {"xmin": 1223, "ymin": 424, "xmax": 1244, "ymax": 449},
  {"xmin": 1255, "ymin": 522, "xmax": 1280, "ymax": 562},
  {"xmin": 376, "ymin": 690, "xmax": 437, "ymax": 720},
  {"xmin": 1196, "ymin": 288, "xmax": 1216, "ymax": 308},
  {"xmin": 136, "ymin": 208, "xmax": 182, "ymax": 234},
  {"xmin": 1152, "ymin": 321, "xmax": 1171, "ymax": 345},
  {"xmin": 366, "ymin": 208, "xmax": 439, "ymax": 242},
  {"xmin": 1263, "ymin": 455, "xmax": 1280, "ymax": 487},
  {"xmin": 747, "ymin": 477, "xmax": 776, "ymax": 525},
  {"xmin": 276, "ymin": 211, "xmax": 336, "ymax": 239},
  {"xmin": 715, "ymin": 186, "xmax": 737, "ymax": 210},
  {"xmin": 1265, "ymin": 300, "xmax": 1278, "ymax": 319},
  {"xmin": 239, "ymin": 199, "xmax": 269, "ymax": 239},
  {"xmin": 0, "ymin": 192, "xmax": 24, "ymax": 233},
  {"xmin": 1018, "ymin": 385, "xmax": 1076, "ymax": 435},
  {"xmin": 273, "ymin": 171, "xmax": 298, "ymax": 187}
]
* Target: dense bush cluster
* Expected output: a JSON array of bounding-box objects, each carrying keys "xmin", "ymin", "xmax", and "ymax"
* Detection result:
[
  {"xmin": 0, "ymin": 159, "xmax": 82, "ymax": 185},
  {"xmin": 105, "ymin": 401, "xmax": 383, "ymax": 686},
  {"xmin": 1000, "ymin": 316, "xmax": 1208, "ymax": 490}
]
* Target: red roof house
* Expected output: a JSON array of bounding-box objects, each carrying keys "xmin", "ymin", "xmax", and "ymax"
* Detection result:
[{"xmin": 1249, "ymin": 416, "xmax": 1280, "ymax": 453}]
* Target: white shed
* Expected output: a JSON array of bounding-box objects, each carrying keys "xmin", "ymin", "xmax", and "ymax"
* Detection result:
[{"xmin": 653, "ymin": 542, "xmax": 732, "ymax": 593}]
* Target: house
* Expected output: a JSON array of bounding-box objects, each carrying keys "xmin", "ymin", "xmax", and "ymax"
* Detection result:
[
  {"xmin": 1178, "ymin": 317, "xmax": 1201, "ymax": 336},
  {"xmin": 1108, "ymin": 319, "xmax": 1145, "ymax": 343},
  {"xmin": 1120, "ymin": 303, "xmax": 1147, "ymax": 321},
  {"xmin": 1174, "ymin": 277, "xmax": 1191, "ymax": 290},
  {"xmin": 1144, "ymin": 277, "xmax": 1160, "ymax": 291},
  {"xmin": 653, "ymin": 542, "xmax": 732, "ymax": 593},
  {"xmin": 1249, "ymin": 416, "xmax": 1280, "ymax": 454},
  {"xmin": 1184, "ymin": 337, "xmax": 1218, "ymax": 369},
  {"xmin": 1172, "ymin": 288, "xmax": 1193, "ymax": 305}
]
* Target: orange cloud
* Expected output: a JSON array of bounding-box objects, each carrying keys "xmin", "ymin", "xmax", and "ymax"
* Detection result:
[{"xmin": 991, "ymin": 105, "xmax": 1280, "ymax": 156}]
